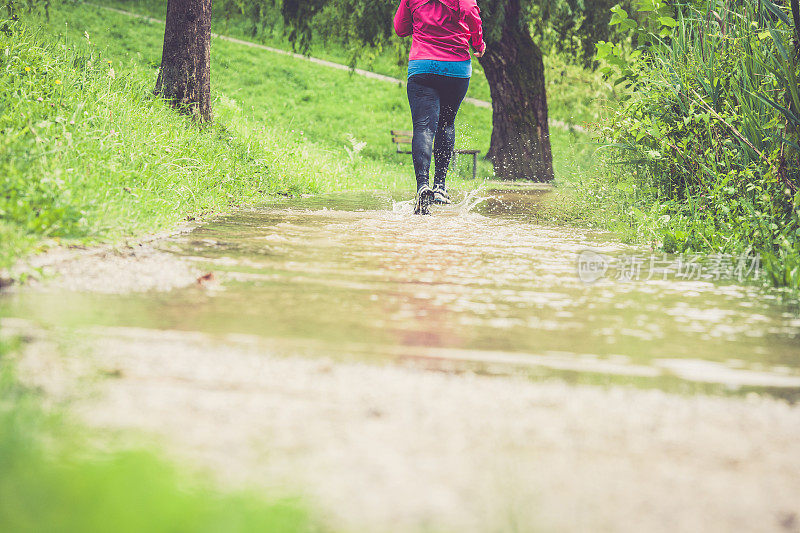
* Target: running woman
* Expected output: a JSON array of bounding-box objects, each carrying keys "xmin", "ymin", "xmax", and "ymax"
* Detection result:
[{"xmin": 394, "ymin": 0, "xmax": 486, "ymax": 215}]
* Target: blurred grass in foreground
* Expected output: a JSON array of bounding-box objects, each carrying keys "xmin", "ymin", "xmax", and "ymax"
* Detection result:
[{"xmin": 0, "ymin": 338, "xmax": 317, "ymax": 533}]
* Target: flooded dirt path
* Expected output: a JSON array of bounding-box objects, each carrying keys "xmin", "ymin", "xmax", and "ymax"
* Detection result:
[{"xmin": 2, "ymin": 188, "xmax": 800, "ymax": 531}]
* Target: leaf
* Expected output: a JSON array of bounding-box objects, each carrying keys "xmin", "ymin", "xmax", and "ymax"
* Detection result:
[
  {"xmin": 636, "ymin": 0, "xmax": 659, "ymax": 13},
  {"xmin": 752, "ymin": 92, "xmax": 800, "ymax": 128},
  {"xmin": 658, "ymin": 16, "xmax": 677, "ymax": 28},
  {"xmin": 779, "ymin": 135, "xmax": 800, "ymax": 152},
  {"xmin": 760, "ymin": 0, "xmax": 791, "ymax": 27},
  {"xmin": 196, "ymin": 272, "xmax": 215, "ymax": 285},
  {"xmin": 610, "ymin": 4, "xmax": 627, "ymax": 16},
  {"xmin": 769, "ymin": 27, "xmax": 790, "ymax": 65},
  {"xmin": 610, "ymin": 4, "xmax": 632, "ymax": 26},
  {"xmin": 595, "ymin": 41, "xmax": 613, "ymax": 59}
]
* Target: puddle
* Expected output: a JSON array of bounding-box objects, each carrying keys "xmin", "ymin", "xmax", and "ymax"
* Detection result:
[{"xmin": 3, "ymin": 188, "xmax": 799, "ymax": 397}]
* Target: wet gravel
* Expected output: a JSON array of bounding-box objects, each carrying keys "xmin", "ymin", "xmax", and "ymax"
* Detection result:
[{"xmin": 8, "ymin": 322, "xmax": 800, "ymax": 533}]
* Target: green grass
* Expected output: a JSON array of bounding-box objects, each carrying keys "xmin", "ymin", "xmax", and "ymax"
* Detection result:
[
  {"xmin": 1, "ymin": 17, "xmax": 322, "ymax": 267},
  {"xmin": 100, "ymin": 0, "xmax": 617, "ymax": 127},
  {"xmin": 54, "ymin": 1, "xmax": 598, "ymax": 179},
  {"xmin": 0, "ymin": 338, "xmax": 317, "ymax": 533}
]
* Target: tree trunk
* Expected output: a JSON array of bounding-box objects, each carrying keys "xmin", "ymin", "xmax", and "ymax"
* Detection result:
[
  {"xmin": 479, "ymin": 0, "xmax": 553, "ymax": 181},
  {"xmin": 155, "ymin": 0, "xmax": 213, "ymax": 122}
]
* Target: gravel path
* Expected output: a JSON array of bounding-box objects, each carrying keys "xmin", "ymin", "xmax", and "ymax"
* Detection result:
[
  {"xmin": 10, "ymin": 322, "xmax": 800, "ymax": 533},
  {"xmin": 1, "ymin": 223, "xmax": 200, "ymax": 292}
]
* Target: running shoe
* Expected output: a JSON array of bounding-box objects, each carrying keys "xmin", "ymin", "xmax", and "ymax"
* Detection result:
[
  {"xmin": 414, "ymin": 184, "xmax": 434, "ymax": 215},
  {"xmin": 432, "ymin": 186, "xmax": 452, "ymax": 205}
]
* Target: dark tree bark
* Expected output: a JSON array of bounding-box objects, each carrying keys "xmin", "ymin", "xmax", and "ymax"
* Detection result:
[
  {"xmin": 479, "ymin": 0, "xmax": 553, "ymax": 181},
  {"xmin": 155, "ymin": 0, "xmax": 213, "ymax": 122}
]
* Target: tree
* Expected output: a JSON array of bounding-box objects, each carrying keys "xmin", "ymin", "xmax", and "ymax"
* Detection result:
[
  {"xmin": 479, "ymin": 0, "xmax": 552, "ymax": 180},
  {"xmin": 478, "ymin": 0, "xmax": 630, "ymax": 179},
  {"xmin": 531, "ymin": 0, "xmax": 630, "ymax": 67},
  {"xmin": 155, "ymin": 0, "xmax": 213, "ymax": 122}
]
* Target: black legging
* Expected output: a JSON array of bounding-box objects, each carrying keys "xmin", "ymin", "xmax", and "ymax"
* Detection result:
[{"xmin": 407, "ymin": 73, "xmax": 470, "ymax": 191}]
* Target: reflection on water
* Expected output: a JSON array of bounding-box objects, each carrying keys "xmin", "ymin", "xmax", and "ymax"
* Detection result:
[{"xmin": 4, "ymin": 189, "xmax": 800, "ymax": 397}]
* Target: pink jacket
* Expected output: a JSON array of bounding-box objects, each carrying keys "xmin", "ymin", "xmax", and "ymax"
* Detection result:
[{"xmin": 394, "ymin": 0, "xmax": 486, "ymax": 62}]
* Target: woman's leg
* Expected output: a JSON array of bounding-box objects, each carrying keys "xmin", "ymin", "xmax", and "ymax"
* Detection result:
[
  {"xmin": 407, "ymin": 75, "xmax": 441, "ymax": 191},
  {"xmin": 432, "ymin": 77, "xmax": 470, "ymax": 189}
]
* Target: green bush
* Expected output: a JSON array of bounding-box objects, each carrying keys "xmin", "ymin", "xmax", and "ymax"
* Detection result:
[{"xmin": 593, "ymin": 0, "xmax": 800, "ymax": 288}]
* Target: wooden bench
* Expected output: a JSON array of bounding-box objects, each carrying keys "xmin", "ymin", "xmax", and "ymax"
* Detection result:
[{"xmin": 391, "ymin": 130, "xmax": 481, "ymax": 180}]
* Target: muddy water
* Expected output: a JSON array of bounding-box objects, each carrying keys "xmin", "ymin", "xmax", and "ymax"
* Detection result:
[{"xmin": 4, "ymin": 189, "xmax": 800, "ymax": 397}]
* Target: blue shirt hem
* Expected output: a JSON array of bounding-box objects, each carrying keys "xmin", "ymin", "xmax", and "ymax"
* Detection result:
[{"xmin": 407, "ymin": 59, "xmax": 472, "ymax": 79}]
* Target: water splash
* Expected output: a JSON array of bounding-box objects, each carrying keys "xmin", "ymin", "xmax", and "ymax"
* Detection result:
[
  {"xmin": 455, "ymin": 187, "xmax": 489, "ymax": 215},
  {"xmin": 391, "ymin": 186, "xmax": 488, "ymax": 216}
]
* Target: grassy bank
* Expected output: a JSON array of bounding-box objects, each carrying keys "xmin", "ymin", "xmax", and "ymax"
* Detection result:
[
  {"xmin": 1, "ymin": 16, "xmax": 324, "ymax": 268},
  {"xmin": 0, "ymin": 338, "xmax": 316, "ymax": 532},
  {"xmin": 52, "ymin": 0, "xmax": 596, "ymax": 178},
  {"xmin": 1, "ymin": 1, "xmax": 599, "ymax": 270}
]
